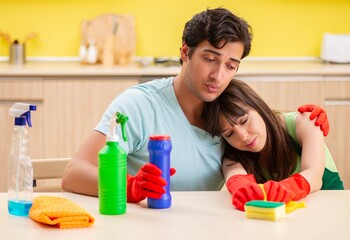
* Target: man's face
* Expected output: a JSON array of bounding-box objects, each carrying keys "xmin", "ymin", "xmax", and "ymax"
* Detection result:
[{"xmin": 181, "ymin": 40, "xmax": 244, "ymax": 103}]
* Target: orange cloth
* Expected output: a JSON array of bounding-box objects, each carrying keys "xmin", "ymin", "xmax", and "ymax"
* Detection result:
[{"xmin": 29, "ymin": 196, "xmax": 95, "ymax": 229}]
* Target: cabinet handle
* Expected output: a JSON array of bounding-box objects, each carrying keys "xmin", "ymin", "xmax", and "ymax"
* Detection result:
[{"xmin": 324, "ymin": 99, "xmax": 350, "ymax": 106}]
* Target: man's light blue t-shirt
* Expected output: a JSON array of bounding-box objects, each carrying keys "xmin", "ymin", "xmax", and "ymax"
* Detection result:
[{"xmin": 95, "ymin": 77, "xmax": 224, "ymax": 191}]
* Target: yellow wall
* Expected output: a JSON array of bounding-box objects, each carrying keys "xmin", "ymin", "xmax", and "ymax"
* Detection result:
[{"xmin": 1, "ymin": 0, "xmax": 350, "ymax": 58}]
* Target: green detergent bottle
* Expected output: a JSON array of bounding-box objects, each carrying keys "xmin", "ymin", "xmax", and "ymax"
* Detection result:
[{"xmin": 98, "ymin": 112, "xmax": 128, "ymax": 215}]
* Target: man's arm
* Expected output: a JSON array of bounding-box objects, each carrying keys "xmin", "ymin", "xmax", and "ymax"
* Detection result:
[{"xmin": 61, "ymin": 130, "xmax": 106, "ymax": 196}]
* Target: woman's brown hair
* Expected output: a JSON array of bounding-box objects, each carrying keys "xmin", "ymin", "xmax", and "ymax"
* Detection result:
[{"xmin": 203, "ymin": 79, "xmax": 296, "ymax": 182}]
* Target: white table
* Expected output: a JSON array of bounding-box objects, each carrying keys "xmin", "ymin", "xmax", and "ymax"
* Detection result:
[{"xmin": 1, "ymin": 191, "xmax": 349, "ymax": 240}]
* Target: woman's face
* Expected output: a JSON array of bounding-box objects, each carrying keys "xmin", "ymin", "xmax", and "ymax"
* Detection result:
[{"xmin": 219, "ymin": 108, "xmax": 267, "ymax": 152}]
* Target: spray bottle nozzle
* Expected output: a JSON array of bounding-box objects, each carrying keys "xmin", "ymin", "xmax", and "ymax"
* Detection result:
[
  {"xmin": 9, "ymin": 103, "xmax": 37, "ymax": 127},
  {"xmin": 116, "ymin": 112, "xmax": 128, "ymax": 142}
]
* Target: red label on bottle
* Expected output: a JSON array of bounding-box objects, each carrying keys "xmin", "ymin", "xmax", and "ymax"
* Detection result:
[{"xmin": 149, "ymin": 135, "xmax": 170, "ymax": 140}]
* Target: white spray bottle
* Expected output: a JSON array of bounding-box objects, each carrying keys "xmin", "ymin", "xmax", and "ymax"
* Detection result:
[{"xmin": 8, "ymin": 103, "xmax": 37, "ymax": 216}]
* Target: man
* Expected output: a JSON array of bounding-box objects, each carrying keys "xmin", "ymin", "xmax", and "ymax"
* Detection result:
[{"xmin": 62, "ymin": 8, "xmax": 328, "ymax": 202}]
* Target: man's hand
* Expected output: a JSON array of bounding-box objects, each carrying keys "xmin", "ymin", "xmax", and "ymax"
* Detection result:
[
  {"xmin": 127, "ymin": 163, "xmax": 176, "ymax": 203},
  {"xmin": 298, "ymin": 104, "xmax": 329, "ymax": 136}
]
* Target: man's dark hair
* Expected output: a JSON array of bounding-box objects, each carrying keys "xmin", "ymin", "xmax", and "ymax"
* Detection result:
[{"xmin": 180, "ymin": 8, "xmax": 252, "ymax": 64}]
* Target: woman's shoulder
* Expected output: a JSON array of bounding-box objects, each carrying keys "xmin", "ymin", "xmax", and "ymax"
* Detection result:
[
  {"xmin": 278, "ymin": 111, "xmax": 297, "ymax": 129},
  {"xmin": 280, "ymin": 111, "xmax": 312, "ymax": 127}
]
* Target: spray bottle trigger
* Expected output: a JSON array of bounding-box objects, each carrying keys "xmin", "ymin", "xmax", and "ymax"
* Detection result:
[
  {"xmin": 22, "ymin": 112, "xmax": 32, "ymax": 127},
  {"xmin": 22, "ymin": 104, "xmax": 36, "ymax": 127},
  {"xmin": 116, "ymin": 112, "xmax": 128, "ymax": 142}
]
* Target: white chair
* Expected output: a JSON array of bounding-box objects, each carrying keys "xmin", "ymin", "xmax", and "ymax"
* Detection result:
[{"xmin": 32, "ymin": 158, "xmax": 71, "ymax": 192}]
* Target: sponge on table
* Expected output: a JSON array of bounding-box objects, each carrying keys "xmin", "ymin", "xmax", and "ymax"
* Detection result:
[{"xmin": 244, "ymin": 200, "xmax": 286, "ymax": 221}]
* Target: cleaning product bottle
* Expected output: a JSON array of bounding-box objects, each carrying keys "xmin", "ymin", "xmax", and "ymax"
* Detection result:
[
  {"xmin": 78, "ymin": 40, "xmax": 87, "ymax": 64},
  {"xmin": 8, "ymin": 103, "xmax": 37, "ymax": 216},
  {"xmin": 86, "ymin": 39, "xmax": 98, "ymax": 64},
  {"xmin": 98, "ymin": 112, "xmax": 128, "ymax": 215},
  {"xmin": 147, "ymin": 135, "xmax": 172, "ymax": 209}
]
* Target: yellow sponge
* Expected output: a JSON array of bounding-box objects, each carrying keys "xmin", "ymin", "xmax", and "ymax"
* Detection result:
[{"xmin": 244, "ymin": 200, "xmax": 286, "ymax": 221}]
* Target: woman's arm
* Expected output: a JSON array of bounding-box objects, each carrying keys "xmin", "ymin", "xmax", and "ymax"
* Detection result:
[
  {"xmin": 295, "ymin": 112, "xmax": 326, "ymax": 192},
  {"xmin": 222, "ymin": 158, "xmax": 264, "ymax": 211},
  {"xmin": 221, "ymin": 158, "xmax": 247, "ymax": 182}
]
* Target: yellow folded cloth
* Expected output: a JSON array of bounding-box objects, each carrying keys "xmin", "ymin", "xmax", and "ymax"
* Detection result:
[{"xmin": 29, "ymin": 196, "xmax": 95, "ymax": 229}]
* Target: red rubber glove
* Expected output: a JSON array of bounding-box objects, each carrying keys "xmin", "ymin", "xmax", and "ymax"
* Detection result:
[
  {"xmin": 226, "ymin": 174, "xmax": 265, "ymax": 211},
  {"xmin": 127, "ymin": 163, "xmax": 176, "ymax": 203},
  {"xmin": 298, "ymin": 104, "xmax": 329, "ymax": 136},
  {"xmin": 263, "ymin": 173, "xmax": 310, "ymax": 203}
]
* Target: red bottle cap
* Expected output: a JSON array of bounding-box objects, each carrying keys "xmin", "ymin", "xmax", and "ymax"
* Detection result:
[{"xmin": 149, "ymin": 135, "xmax": 170, "ymax": 140}]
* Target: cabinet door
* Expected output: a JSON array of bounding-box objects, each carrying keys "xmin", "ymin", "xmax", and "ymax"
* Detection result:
[
  {"xmin": 324, "ymin": 104, "xmax": 350, "ymax": 189},
  {"xmin": 42, "ymin": 77, "xmax": 138, "ymax": 158},
  {"xmin": 239, "ymin": 76, "xmax": 324, "ymax": 111},
  {"xmin": 0, "ymin": 78, "xmax": 44, "ymax": 192},
  {"xmin": 324, "ymin": 79, "xmax": 350, "ymax": 189}
]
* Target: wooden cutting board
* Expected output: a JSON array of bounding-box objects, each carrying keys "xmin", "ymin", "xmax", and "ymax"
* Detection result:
[{"xmin": 81, "ymin": 13, "xmax": 136, "ymax": 65}]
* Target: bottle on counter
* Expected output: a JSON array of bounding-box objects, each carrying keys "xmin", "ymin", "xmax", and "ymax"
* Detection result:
[
  {"xmin": 78, "ymin": 40, "xmax": 87, "ymax": 64},
  {"xmin": 9, "ymin": 39, "xmax": 25, "ymax": 65},
  {"xmin": 86, "ymin": 39, "xmax": 98, "ymax": 64},
  {"xmin": 8, "ymin": 103, "xmax": 37, "ymax": 216},
  {"xmin": 147, "ymin": 135, "xmax": 172, "ymax": 209},
  {"xmin": 98, "ymin": 112, "xmax": 129, "ymax": 215}
]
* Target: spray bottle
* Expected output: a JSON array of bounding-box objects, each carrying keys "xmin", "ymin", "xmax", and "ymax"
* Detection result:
[
  {"xmin": 8, "ymin": 103, "xmax": 37, "ymax": 216},
  {"xmin": 98, "ymin": 112, "xmax": 128, "ymax": 215}
]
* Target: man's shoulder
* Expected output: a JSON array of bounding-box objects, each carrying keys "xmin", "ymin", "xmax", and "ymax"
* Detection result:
[
  {"xmin": 130, "ymin": 77, "xmax": 174, "ymax": 94},
  {"xmin": 114, "ymin": 77, "xmax": 175, "ymax": 111}
]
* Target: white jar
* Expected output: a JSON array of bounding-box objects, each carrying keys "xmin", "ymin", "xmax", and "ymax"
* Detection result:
[{"xmin": 86, "ymin": 39, "xmax": 98, "ymax": 64}]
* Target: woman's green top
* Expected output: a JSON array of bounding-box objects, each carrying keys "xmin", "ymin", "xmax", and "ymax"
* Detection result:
[{"xmin": 283, "ymin": 112, "xmax": 344, "ymax": 190}]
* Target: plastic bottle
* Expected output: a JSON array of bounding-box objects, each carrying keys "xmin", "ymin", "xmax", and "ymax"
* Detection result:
[
  {"xmin": 78, "ymin": 41, "xmax": 87, "ymax": 64},
  {"xmin": 147, "ymin": 135, "xmax": 172, "ymax": 209},
  {"xmin": 8, "ymin": 103, "xmax": 37, "ymax": 216},
  {"xmin": 86, "ymin": 39, "xmax": 97, "ymax": 64},
  {"xmin": 98, "ymin": 112, "xmax": 128, "ymax": 215}
]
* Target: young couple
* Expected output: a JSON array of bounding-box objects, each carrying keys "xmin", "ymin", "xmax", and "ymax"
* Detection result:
[{"xmin": 62, "ymin": 8, "xmax": 342, "ymax": 209}]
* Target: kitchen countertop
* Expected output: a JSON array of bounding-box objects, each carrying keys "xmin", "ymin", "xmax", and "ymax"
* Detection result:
[
  {"xmin": 1, "ymin": 61, "xmax": 350, "ymax": 77},
  {"xmin": 1, "ymin": 191, "xmax": 350, "ymax": 240}
]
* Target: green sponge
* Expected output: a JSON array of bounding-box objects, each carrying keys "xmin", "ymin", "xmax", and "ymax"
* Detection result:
[{"xmin": 244, "ymin": 200, "xmax": 286, "ymax": 221}]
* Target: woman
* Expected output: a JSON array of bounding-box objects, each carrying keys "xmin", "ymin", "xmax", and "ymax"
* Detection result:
[{"xmin": 203, "ymin": 79, "xmax": 344, "ymax": 211}]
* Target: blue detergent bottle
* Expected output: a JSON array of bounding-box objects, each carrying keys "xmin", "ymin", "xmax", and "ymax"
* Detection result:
[
  {"xmin": 147, "ymin": 135, "xmax": 172, "ymax": 209},
  {"xmin": 8, "ymin": 103, "xmax": 37, "ymax": 216}
]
